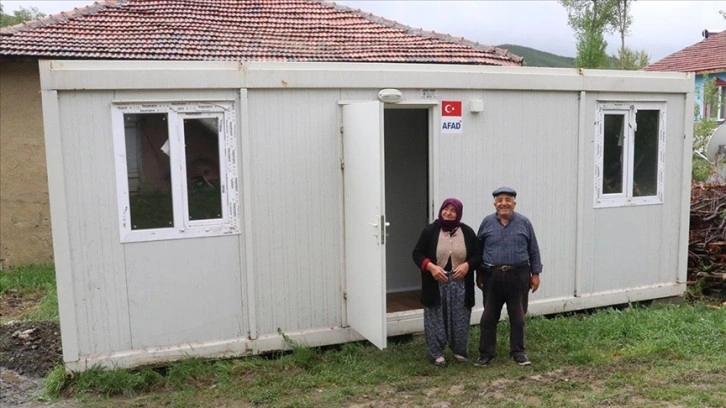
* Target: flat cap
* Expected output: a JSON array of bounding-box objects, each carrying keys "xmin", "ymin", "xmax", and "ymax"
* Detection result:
[{"xmin": 492, "ymin": 186, "xmax": 517, "ymax": 197}]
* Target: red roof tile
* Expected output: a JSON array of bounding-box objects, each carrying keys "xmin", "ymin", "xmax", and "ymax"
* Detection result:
[
  {"xmin": 645, "ymin": 30, "xmax": 726, "ymax": 74},
  {"xmin": 0, "ymin": 0, "xmax": 523, "ymax": 66}
]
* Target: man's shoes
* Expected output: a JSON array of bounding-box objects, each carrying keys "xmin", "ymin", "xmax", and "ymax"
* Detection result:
[
  {"xmin": 512, "ymin": 353, "xmax": 531, "ymax": 366},
  {"xmin": 473, "ymin": 355, "xmax": 493, "ymax": 366}
]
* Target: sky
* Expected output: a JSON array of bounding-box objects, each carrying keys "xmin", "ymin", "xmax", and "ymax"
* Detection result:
[{"xmin": 2, "ymin": 0, "xmax": 725, "ymax": 62}]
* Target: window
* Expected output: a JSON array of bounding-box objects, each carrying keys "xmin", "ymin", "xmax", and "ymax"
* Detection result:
[
  {"xmin": 112, "ymin": 102, "xmax": 239, "ymax": 242},
  {"xmin": 705, "ymin": 85, "xmax": 725, "ymax": 121},
  {"xmin": 594, "ymin": 102, "xmax": 665, "ymax": 207}
]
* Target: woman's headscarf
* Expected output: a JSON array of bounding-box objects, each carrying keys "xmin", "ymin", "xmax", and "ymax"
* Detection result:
[{"xmin": 436, "ymin": 198, "xmax": 463, "ymax": 232}]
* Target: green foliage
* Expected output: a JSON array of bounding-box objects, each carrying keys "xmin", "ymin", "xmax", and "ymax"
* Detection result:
[
  {"xmin": 575, "ymin": 29, "xmax": 609, "ymax": 68},
  {"xmin": 692, "ymin": 154, "xmax": 713, "ymax": 182},
  {"xmin": 44, "ymin": 365, "xmax": 69, "ymax": 397},
  {"xmin": 0, "ymin": 5, "xmax": 46, "ymax": 27},
  {"xmin": 560, "ymin": 0, "xmax": 620, "ymax": 68},
  {"xmin": 613, "ymin": 46, "xmax": 650, "ymax": 70}
]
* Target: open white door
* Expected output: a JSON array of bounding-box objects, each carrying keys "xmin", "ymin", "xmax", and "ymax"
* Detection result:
[{"xmin": 343, "ymin": 101, "xmax": 387, "ymax": 349}]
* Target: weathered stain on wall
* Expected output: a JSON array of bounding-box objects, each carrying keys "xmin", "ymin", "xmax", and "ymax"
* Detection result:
[{"xmin": 0, "ymin": 60, "xmax": 53, "ymax": 268}]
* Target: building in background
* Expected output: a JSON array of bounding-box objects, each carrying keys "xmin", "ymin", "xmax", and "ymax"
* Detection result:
[{"xmin": 646, "ymin": 29, "xmax": 726, "ymax": 122}]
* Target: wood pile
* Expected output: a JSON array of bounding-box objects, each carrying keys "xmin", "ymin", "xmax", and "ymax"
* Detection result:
[{"xmin": 688, "ymin": 183, "xmax": 726, "ymax": 298}]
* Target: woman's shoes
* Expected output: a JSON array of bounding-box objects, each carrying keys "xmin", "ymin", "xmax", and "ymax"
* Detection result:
[
  {"xmin": 453, "ymin": 354, "xmax": 467, "ymax": 362},
  {"xmin": 432, "ymin": 356, "xmax": 447, "ymax": 367},
  {"xmin": 432, "ymin": 355, "xmax": 468, "ymax": 366}
]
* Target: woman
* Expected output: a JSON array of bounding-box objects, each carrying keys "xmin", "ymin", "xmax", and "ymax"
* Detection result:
[{"xmin": 412, "ymin": 198, "xmax": 482, "ymax": 367}]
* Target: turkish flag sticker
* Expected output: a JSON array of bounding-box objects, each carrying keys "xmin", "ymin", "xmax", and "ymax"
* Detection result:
[{"xmin": 442, "ymin": 101, "xmax": 462, "ymax": 117}]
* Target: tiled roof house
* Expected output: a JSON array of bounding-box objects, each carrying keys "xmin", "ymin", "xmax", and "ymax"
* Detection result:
[
  {"xmin": 0, "ymin": 0, "xmax": 523, "ymax": 267},
  {"xmin": 645, "ymin": 29, "xmax": 726, "ymax": 122},
  {"xmin": 1, "ymin": 0, "xmax": 523, "ymax": 65}
]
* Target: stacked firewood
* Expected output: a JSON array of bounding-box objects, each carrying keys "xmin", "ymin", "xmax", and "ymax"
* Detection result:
[{"xmin": 688, "ymin": 183, "xmax": 726, "ymax": 298}]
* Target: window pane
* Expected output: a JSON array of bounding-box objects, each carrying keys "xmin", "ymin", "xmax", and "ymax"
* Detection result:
[
  {"xmin": 184, "ymin": 117, "xmax": 222, "ymax": 220},
  {"xmin": 633, "ymin": 110, "xmax": 659, "ymax": 197},
  {"xmin": 124, "ymin": 113, "xmax": 174, "ymax": 229},
  {"xmin": 602, "ymin": 114, "xmax": 625, "ymax": 194}
]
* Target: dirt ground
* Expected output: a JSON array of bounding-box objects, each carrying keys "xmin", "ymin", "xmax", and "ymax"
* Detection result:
[
  {"xmin": 1, "ymin": 288, "xmax": 65, "ymax": 407},
  {"xmin": 0, "ymin": 320, "xmax": 64, "ymax": 406}
]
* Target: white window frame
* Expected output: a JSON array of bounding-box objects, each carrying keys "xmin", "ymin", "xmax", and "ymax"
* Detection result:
[
  {"xmin": 112, "ymin": 101, "xmax": 240, "ymax": 243},
  {"xmin": 594, "ymin": 101, "xmax": 666, "ymax": 208}
]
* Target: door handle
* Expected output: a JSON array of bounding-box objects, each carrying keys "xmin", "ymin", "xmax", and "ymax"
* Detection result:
[
  {"xmin": 381, "ymin": 215, "xmax": 391, "ymax": 245},
  {"xmin": 370, "ymin": 216, "xmax": 390, "ymax": 245}
]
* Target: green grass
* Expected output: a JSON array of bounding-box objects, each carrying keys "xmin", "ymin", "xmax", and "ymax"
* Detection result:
[
  {"xmin": 39, "ymin": 304, "xmax": 726, "ymax": 408},
  {"xmin": 0, "ymin": 264, "xmax": 58, "ymax": 322},
  {"xmin": 3, "ymin": 265, "xmax": 725, "ymax": 406}
]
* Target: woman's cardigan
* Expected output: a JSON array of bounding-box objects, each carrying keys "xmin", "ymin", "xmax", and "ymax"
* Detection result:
[{"xmin": 411, "ymin": 222, "xmax": 482, "ymax": 308}]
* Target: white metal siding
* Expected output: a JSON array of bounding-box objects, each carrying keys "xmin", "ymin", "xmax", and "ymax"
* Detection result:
[
  {"xmin": 439, "ymin": 90, "xmax": 581, "ymax": 303},
  {"xmin": 583, "ymin": 93, "xmax": 688, "ymax": 296},
  {"xmin": 124, "ymin": 237, "xmax": 245, "ymax": 348},
  {"xmin": 246, "ymin": 89, "xmax": 344, "ymax": 335},
  {"xmin": 57, "ymin": 91, "xmax": 132, "ymax": 356}
]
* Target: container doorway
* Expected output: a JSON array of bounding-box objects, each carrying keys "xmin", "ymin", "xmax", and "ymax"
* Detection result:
[{"xmin": 384, "ymin": 108, "xmax": 430, "ymax": 313}]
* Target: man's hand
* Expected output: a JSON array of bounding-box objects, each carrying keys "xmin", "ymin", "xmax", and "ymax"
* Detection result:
[{"xmin": 530, "ymin": 274, "xmax": 540, "ymax": 293}]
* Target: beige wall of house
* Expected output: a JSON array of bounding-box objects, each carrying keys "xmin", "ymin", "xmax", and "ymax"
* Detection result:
[{"xmin": 0, "ymin": 60, "xmax": 53, "ymax": 268}]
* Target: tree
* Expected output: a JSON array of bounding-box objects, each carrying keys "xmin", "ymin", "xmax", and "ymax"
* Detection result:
[
  {"xmin": 614, "ymin": 46, "xmax": 649, "ymax": 70},
  {"xmin": 613, "ymin": 0, "xmax": 633, "ymax": 67},
  {"xmin": 560, "ymin": 0, "xmax": 619, "ymax": 68},
  {"xmin": 0, "ymin": 4, "xmax": 46, "ymax": 28}
]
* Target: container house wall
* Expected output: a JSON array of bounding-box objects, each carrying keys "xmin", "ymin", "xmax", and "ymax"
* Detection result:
[
  {"xmin": 245, "ymin": 87, "xmax": 582, "ymax": 331},
  {"xmin": 245, "ymin": 89, "xmax": 345, "ymax": 335},
  {"xmin": 580, "ymin": 92, "xmax": 689, "ymax": 299},
  {"xmin": 438, "ymin": 90, "xmax": 581, "ymax": 307},
  {"xmin": 39, "ymin": 61, "xmax": 692, "ymax": 370},
  {"xmin": 48, "ymin": 88, "xmax": 250, "ymax": 360}
]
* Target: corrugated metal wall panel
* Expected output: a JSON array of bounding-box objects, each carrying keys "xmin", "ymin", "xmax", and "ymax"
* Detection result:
[
  {"xmin": 247, "ymin": 89, "xmax": 344, "ymax": 335},
  {"xmin": 124, "ymin": 237, "xmax": 244, "ymax": 348},
  {"xmin": 660, "ymin": 95, "xmax": 687, "ymax": 285},
  {"xmin": 438, "ymin": 90, "xmax": 580, "ymax": 302},
  {"xmin": 592, "ymin": 207, "xmax": 663, "ymax": 291},
  {"xmin": 582, "ymin": 93, "xmax": 687, "ymax": 295},
  {"xmin": 58, "ymin": 91, "xmax": 132, "ymax": 356}
]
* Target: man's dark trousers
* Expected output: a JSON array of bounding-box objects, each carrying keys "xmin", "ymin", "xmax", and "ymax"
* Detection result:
[{"xmin": 478, "ymin": 267, "xmax": 531, "ymax": 358}]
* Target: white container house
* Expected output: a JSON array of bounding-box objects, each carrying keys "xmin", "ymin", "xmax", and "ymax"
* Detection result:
[{"xmin": 39, "ymin": 60, "xmax": 694, "ymax": 371}]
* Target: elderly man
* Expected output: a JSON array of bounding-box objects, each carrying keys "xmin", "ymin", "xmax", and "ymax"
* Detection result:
[{"xmin": 475, "ymin": 186, "xmax": 542, "ymax": 366}]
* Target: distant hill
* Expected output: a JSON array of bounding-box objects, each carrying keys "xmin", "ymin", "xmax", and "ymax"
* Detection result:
[{"xmin": 497, "ymin": 44, "xmax": 575, "ymax": 68}]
